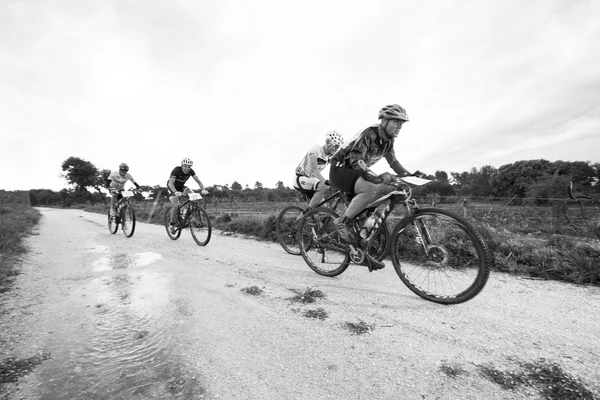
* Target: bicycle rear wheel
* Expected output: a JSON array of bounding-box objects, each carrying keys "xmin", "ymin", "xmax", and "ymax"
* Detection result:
[
  {"xmin": 107, "ymin": 209, "xmax": 118, "ymax": 234},
  {"xmin": 276, "ymin": 205, "xmax": 304, "ymax": 255},
  {"xmin": 390, "ymin": 207, "xmax": 490, "ymax": 305},
  {"xmin": 120, "ymin": 203, "xmax": 136, "ymax": 238},
  {"xmin": 298, "ymin": 207, "xmax": 350, "ymax": 277},
  {"xmin": 190, "ymin": 207, "xmax": 211, "ymax": 246},
  {"xmin": 164, "ymin": 208, "xmax": 181, "ymax": 240}
]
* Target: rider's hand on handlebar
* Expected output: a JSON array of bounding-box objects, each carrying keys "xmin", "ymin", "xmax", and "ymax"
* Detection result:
[
  {"xmin": 201, "ymin": 189, "xmax": 209, "ymax": 195},
  {"xmin": 379, "ymin": 172, "xmax": 395, "ymax": 185}
]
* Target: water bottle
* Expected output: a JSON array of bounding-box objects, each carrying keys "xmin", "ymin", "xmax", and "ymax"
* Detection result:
[{"xmin": 359, "ymin": 215, "xmax": 377, "ymax": 239}]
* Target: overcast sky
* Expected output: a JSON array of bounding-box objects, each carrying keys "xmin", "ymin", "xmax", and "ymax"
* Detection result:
[{"xmin": 2, "ymin": 0, "xmax": 599, "ymax": 191}]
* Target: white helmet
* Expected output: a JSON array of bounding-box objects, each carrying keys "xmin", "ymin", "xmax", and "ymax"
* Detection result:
[
  {"xmin": 181, "ymin": 158, "xmax": 193, "ymax": 167},
  {"xmin": 325, "ymin": 130, "xmax": 344, "ymax": 147}
]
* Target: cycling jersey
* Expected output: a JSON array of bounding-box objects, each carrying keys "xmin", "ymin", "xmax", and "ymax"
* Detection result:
[
  {"xmin": 107, "ymin": 171, "xmax": 137, "ymax": 191},
  {"xmin": 331, "ymin": 124, "xmax": 398, "ymax": 170},
  {"xmin": 168, "ymin": 166, "xmax": 196, "ymax": 192},
  {"xmin": 295, "ymin": 145, "xmax": 329, "ymax": 177}
]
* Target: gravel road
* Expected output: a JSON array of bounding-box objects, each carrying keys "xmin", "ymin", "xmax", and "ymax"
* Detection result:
[{"xmin": 1, "ymin": 207, "xmax": 599, "ymax": 399}]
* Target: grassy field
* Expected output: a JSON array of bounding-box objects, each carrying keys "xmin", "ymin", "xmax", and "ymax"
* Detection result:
[{"xmin": 0, "ymin": 191, "xmax": 41, "ymax": 293}]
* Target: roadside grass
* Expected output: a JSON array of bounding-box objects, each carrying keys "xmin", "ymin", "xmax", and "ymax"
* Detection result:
[
  {"xmin": 477, "ymin": 360, "xmax": 597, "ymax": 400},
  {"xmin": 80, "ymin": 202, "xmax": 600, "ymax": 287},
  {"xmin": 343, "ymin": 320, "xmax": 374, "ymax": 335},
  {"xmin": 287, "ymin": 287, "xmax": 325, "ymax": 304},
  {"xmin": 240, "ymin": 286, "xmax": 263, "ymax": 296},
  {"xmin": 303, "ymin": 307, "xmax": 328, "ymax": 320},
  {"xmin": 0, "ymin": 205, "xmax": 41, "ymax": 293}
]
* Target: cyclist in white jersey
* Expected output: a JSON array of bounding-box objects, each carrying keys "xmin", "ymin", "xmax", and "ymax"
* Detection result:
[
  {"xmin": 293, "ymin": 130, "xmax": 344, "ymax": 211},
  {"xmin": 106, "ymin": 163, "xmax": 141, "ymax": 217}
]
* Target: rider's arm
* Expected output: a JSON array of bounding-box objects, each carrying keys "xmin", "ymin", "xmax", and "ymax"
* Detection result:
[
  {"xmin": 385, "ymin": 151, "xmax": 410, "ymax": 176},
  {"xmin": 168, "ymin": 176, "xmax": 178, "ymax": 194},
  {"xmin": 105, "ymin": 179, "xmax": 112, "ymax": 189},
  {"xmin": 127, "ymin": 174, "xmax": 141, "ymax": 190},
  {"xmin": 192, "ymin": 175, "xmax": 205, "ymax": 191},
  {"xmin": 305, "ymin": 153, "xmax": 327, "ymax": 183}
]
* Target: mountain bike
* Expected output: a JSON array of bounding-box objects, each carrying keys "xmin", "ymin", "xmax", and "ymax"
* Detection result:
[
  {"xmin": 276, "ymin": 188, "xmax": 390, "ymax": 261},
  {"xmin": 164, "ymin": 192, "xmax": 211, "ymax": 246},
  {"xmin": 298, "ymin": 175, "xmax": 491, "ymax": 305},
  {"xmin": 107, "ymin": 190, "xmax": 137, "ymax": 238}
]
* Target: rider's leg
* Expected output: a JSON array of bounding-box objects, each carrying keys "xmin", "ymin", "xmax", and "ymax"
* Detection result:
[
  {"xmin": 307, "ymin": 182, "xmax": 328, "ymax": 209},
  {"xmin": 169, "ymin": 195, "xmax": 179, "ymax": 225},
  {"xmin": 110, "ymin": 192, "xmax": 117, "ymax": 215},
  {"xmin": 341, "ymin": 178, "xmax": 379, "ymax": 219}
]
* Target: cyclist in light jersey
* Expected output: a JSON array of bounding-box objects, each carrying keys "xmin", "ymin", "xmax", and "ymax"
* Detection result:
[
  {"xmin": 167, "ymin": 157, "xmax": 208, "ymax": 233},
  {"xmin": 106, "ymin": 163, "xmax": 141, "ymax": 217},
  {"xmin": 293, "ymin": 130, "xmax": 344, "ymax": 211}
]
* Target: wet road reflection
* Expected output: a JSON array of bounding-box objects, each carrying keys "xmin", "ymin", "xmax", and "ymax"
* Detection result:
[{"xmin": 29, "ymin": 250, "xmax": 209, "ymax": 399}]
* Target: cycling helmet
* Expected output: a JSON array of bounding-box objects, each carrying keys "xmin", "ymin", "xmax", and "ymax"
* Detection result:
[
  {"xmin": 181, "ymin": 158, "xmax": 193, "ymax": 167},
  {"xmin": 119, "ymin": 163, "xmax": 129, "ymax": 171},
  {"xmin": 325, "ymin": 130, "xmax": 344, "ymax": 147},
  {"xmin": 378, "ymin": 104, "xmax": 409, "ymax": 121}
]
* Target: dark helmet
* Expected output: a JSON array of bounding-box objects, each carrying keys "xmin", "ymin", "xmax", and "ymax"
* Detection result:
[{"xmin": 378, "ymin": 104, "xmax": 409, "ymax": 121}]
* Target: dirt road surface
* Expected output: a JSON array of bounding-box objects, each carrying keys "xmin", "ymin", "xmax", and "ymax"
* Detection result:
[{"xmin": 1, "ymin": 208, "xmax": 599, "ymax": 399}]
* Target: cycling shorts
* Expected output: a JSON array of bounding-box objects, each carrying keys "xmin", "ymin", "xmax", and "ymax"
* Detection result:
[
  {"xmin": 168, "ymin": 186, "xmax": 190, "ymax": 196},
  {"xmin": 329, "ymin": 165, "xmax": 363, "ymax": 194},
  {"xmin": 293, "ymin": 175, "xmax": 325, "ymax": 193}
]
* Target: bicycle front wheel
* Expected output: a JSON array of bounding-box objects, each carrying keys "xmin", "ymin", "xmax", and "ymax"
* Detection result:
[
  {"xmin": 298, "ymin": 207, "xmax": 350, "ymax": 277},
  {"xmin": 190, "ymin": 207, "xmax": 211, "ymax": 246},
  {"xmin": 276, "ymin": 205, "xmax": 304, "ymax": 255},
  {"xmin": 107, "ymin": 209, "xmax": 118, "ymax": 234},
  {"xmin": 164, "ymin": 208, "xmax": 181, "ymax": 240},
  {"xmin": 390, "ymin": 208, "xmax": 490, "ymax": 305},
  {"xmin": 121, "ymin": 203, "xmax": 136, "ymax": 238}
]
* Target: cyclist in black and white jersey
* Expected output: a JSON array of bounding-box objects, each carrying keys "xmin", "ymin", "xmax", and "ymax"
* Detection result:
[
  {"xmin": 167, "ymin": 158, "xmax": 208, "ymax": 233},
  {"xmin": 293, "ymin": 130, "xmax": 344, "ymax": 212}
]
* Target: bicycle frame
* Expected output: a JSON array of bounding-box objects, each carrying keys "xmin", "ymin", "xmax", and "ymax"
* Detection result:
[
  {"xmin": 112, "ymin": 190, "xmax": 136, "ymax": 217},
  {"xmin": 174, "ymin": 192, "xmax": 203, "ymax": 226},
  {"xmin": 350, "ymin": 180, "xmax": 434, "ymax": 259}
]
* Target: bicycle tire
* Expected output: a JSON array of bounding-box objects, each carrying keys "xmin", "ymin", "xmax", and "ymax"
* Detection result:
[
  {"xmin": 189, "ymin": 207, "xmax": 211, "ymax": 246},
  {"xmin": 390, "ymin": 207, "xmax": 490, "ymax": 305},
  {"xmin": 164, "ymin": 208, "xmax": 181, "ymax": 240},
  {"xmin": 121, "ymin": 203, "xmax": 136, "ymax": 238},
  {"xmin": 298, "ymin": 207, "xmax": 350, "ymax": 277},
  {"xmin": 107, "ymin": 209, "xmax": 118, "ymax": 234},
  {"xmin": 276, "ymin": 205, "xmax": 304, "ymax": 255}
]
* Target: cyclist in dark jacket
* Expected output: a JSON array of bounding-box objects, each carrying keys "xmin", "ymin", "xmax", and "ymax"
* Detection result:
[{"xmin": 329, "ymin": 104, "xmax": 414, "ymax": 270}]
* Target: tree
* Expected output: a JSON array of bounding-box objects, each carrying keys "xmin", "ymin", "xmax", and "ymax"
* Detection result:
[
  {"xmin": 434, "ymin": 170, "xmax": 448, "ymax": 182},
  {"xmin": 275, "ymin": 181, "xmax": 286, "ymax": 190},
  {"xmin": 254, "ymin": 181, "xmax": 263, "ymax": 190},
  {"xmin": 231, "ymin": 181, "xmax": 242, "ymax": 190},
  {"xmin": 61, "ymin": 157, "xmax": 99, "ymax": 193}
]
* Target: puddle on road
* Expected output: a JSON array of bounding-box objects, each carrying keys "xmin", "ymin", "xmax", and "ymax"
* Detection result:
[
  {"xmin": 92, "ymin": 251, "xmax": 163, "ymax": 272},
  {"xmin": 13, "ymin": 251, "xmax": 211, "ymax": 399}
]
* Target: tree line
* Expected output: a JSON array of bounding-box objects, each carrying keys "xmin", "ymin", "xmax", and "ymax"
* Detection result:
[{"xmin": 27, "ymin": 157, "xmax": 600, "ymax": 207}]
